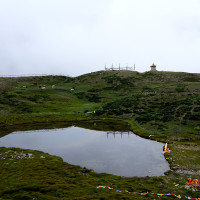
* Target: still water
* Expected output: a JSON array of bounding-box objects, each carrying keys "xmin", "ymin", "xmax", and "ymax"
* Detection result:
[{"xmin": 0, "ymin": 125, "xmax": 169, "ymax": 177}]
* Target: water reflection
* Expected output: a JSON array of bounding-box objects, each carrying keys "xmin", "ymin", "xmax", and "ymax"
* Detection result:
[
  {"xmin": 106, "ymin": 131, "xmax": 132, "ymax": 138},
  {"xmin": 0, "ymin": 123, "xmax": 170, "ymax": 177}
]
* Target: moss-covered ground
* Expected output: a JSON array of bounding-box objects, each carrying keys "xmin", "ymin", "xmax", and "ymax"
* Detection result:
[{"xmin": 0, "ymin": 146, "xmax": 199, "ymax": 200}]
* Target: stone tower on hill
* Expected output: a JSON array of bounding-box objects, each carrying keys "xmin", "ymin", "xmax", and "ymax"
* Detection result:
[{"xmin": 150, "ymin": 63, "xmax": 157, "ymax": 71}]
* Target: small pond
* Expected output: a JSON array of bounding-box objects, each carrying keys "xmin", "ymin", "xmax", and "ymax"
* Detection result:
[{"xmin": 0, "ymin": 121, "xmax": 169, "ymax": 177}]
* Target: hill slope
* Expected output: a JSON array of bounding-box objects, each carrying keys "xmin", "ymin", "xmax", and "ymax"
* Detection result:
[{"xmin": 0, "ymin": 70, "xmax": 199, "ymax": 140}]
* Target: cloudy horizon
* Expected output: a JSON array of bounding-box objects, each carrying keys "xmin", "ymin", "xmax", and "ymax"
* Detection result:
[{"xmin": 0, "ymin": 0, "xmax": 200, "ymax": 77}]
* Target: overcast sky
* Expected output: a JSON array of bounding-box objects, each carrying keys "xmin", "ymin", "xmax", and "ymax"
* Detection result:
[{"xmin": 0, "ymin": 0, "xmax": 200, "ymax": 77}]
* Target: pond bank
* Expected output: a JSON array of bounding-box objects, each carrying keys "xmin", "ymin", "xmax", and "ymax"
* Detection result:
[
  {"xmin": 0, "ymin": 117, "xmax": 199, "ymax": 173},
  {"xmin": 0, "ymin": 146, "xmax": 199, "ymax": 200},
  {"xmin": 0, "ymin": 118, "xmax": 199, "ymax": 199}
]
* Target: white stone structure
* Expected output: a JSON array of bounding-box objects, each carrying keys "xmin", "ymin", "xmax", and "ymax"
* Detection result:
[{"xmin": 150, "ymin": 63, "xmax": 157, "ymax": 71}]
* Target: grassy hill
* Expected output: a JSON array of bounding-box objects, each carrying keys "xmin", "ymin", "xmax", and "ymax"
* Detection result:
[
  {"xmin": 0, "ymin": 70, "xmax": 200, "ymax": 199},
  {"xmin": 0, "ymin": 70, "xmax": 200, "ymax": 140}
]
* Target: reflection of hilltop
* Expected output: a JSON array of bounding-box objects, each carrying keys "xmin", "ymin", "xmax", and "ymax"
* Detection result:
[
  {"xmin": 0, "ymin": 122, "xmax": 73, "ymax": 138},
  {"xmin": 73, "ymin": 120, "xmax": 130, "ymax": 132},
  {"xmin": 0, "ymin": 120, "xmax": 130, "ymax": 138},
  {"xmin": 106, "ymin": 131, "xmax": 132, "ymax": 139}
]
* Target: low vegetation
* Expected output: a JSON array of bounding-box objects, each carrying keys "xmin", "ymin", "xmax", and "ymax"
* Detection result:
[
  {"xmin": 0, "ymin": 147, "xmax": 199, "ymax": 200},
  {"xmin": 0, "ymin": 70, "xmax": 200, "ymax": 199}
]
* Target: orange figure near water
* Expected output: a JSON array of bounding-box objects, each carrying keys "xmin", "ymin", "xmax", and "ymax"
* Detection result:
[{"xmin": 164, "ymin": 143, "xmax": 170, "ymax": 153}]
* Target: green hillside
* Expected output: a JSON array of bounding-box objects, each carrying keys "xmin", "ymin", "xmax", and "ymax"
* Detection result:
[
  {"xmin": 0, "ymin": 70, "xmax": 200, "ymax": 199},
  {"xmin": 0, "ymin": 70, "xmax": 200, "ymax": 140}
]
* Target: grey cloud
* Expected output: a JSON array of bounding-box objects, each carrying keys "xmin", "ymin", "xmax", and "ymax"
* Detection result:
[{"xmin": 0, "ymin": 0, "xmax": 199, "ymax": 77}]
